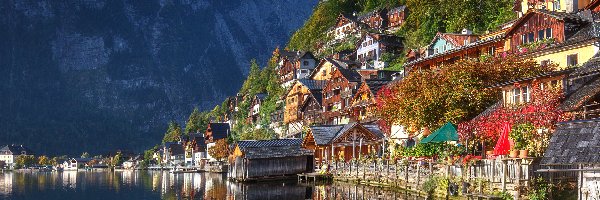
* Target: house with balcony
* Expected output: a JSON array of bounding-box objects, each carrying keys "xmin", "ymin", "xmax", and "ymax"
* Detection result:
[
  {"xmin": 322, "ymin": 68, "xmax": 362, "ymax": 125},
  {"xmin": 386, "ymin": 6, "xmax": 406, "ymax": 31},
  {"xmin": 356, "ymin": 33, "xmax": 403, "ymax": 69},
  {"xmin": 284, "ymin": 79, "xmax": 327, "ymax": 137},
  {"xmin": 347, "ymin": 80, "xmax": 390, "ymax": 123},
  {"xmin": 277, "ymin": 50, "xmax": 317, "ymax": 87}
]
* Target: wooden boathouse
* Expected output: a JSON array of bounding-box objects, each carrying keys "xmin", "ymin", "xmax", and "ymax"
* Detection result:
[
  {"xmin": 228, "ymin": 138, "xmax": 314, "ymax": 182},
  {"xmin": 303, "ymin": 122, "xmax": 385, "ymax": 165}
]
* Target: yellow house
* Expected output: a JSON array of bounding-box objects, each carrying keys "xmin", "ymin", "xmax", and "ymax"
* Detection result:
[
  {"xmin": 517, "ymin": 0, "xmax": 592, "ymax": 16},
  {"xmin": 309, "ymin": 58, "xmax": 358, "ymax": 81}
]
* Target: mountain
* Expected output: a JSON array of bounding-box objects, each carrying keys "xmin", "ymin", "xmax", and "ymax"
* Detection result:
[{"xmin": 0, "ymin": 0, "xmax": 317, "ymax": 155}]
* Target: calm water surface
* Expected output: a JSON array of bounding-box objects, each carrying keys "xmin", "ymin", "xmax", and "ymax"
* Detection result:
[{"xmin": 0, "ymin": 171, "xmax": 424, "ymax": 200}]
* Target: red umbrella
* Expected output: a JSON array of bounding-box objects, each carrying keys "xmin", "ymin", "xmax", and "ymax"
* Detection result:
[{"xmin": 493, "ymin": 122, "xmax": 512, "ymax": 155}]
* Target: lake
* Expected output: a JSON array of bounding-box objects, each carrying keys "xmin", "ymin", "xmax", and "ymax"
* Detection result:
[{"xmin": 0, "ymin": 170, "xmax": 424, "ymax": 199}]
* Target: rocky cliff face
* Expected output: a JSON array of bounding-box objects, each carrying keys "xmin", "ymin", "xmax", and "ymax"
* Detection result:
[{"xmin": 0, "ymin": 0, "xmax": 317, "ymax": 155}]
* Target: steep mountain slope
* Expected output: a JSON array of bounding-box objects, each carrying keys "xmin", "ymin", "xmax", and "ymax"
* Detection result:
[{"xmin": 0, "ymin": 0, "xmax": 317, "ymax": 155}]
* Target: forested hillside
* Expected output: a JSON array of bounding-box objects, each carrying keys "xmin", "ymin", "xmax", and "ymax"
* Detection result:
[{"xmin": 288, "ymin": 0, "xmax": 515, "ymax": 52}]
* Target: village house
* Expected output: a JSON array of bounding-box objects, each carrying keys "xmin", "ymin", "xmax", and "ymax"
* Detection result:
[
  {"xmin": 228, "ymin": 139, "xmax": 314, "ymax": 181},
  {"xmin": 357, "ymin": 9, "xmax": 386, "ymax": 31},
  {"xmin": 322, "ymin": 68, "xmax": 363, "ymax": 125},
  {"xmin": 355, "ymin": 33, "xmax": 403, "ymax": 69},
  {"xmin": 403, "ymin": 29, "xmax": 504, "ymax": 72},
  {"xmin": 302, "ymin": 122, "xmax": 385, "ymax": 165},
  {"xmin": 347, "ymin": 79, "xmax": 390, "ymax": 123},
  {"xmin": 515, "ymin": 0, "xmax": 592, "ymax": 17},
  {"xmin": 0, "ymin": 145, "xmax": 34, "ymax": 168},
  {"xmin": 300, "ymin": 87, "xmax": 325, "ymax": 127},
  {"xmin": 162, "ymin": 142, "xmax": 185, "ymax": 166},
  {"xmin": 123, "ymin": 155, "xmax": 143, "ymax": 169},
  {"xmin": 182, "ymin": 133, "xmax": 207, "ymax": 167},
  {"xmin": 328, "ymin": 14, "xmax": 363, "ymax": 41},
  {"xmin": 247, "ymin": 93, "xmax": 267, "ymax": 125},
  {"xmin": 284, "ymin": 79, "xmax": 327, "ymax": 137},
  {"xmin": 560, "ymin": 53, "xmax": 600, "ymax": 119},
  {"xmin": 269, "ymin": 99, "xmax": 286, "ymax": 138},
  {"xmin": 309, "ymin": 58, "xmax": 359, "ymax": 81},
  {"xmin": 277, "ymin": 50, "xmax": 317, "ymax": 87},
  {"xmin": 63, "ymin": 158, "xmax": 92, "ymax": 171},
  {"xmin": 205, "ymin": 122, "xmax": 230, "ymax": 161},
  {"xmin": 504, "ymin": 9, "xmax": 600, "ymax": 70},
  {"xmin": 385, "ymin": 6, "xmax": 406, "ymax": 31}
]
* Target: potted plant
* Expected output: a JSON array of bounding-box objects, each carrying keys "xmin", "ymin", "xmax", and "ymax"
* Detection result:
[{"xmin": 510, "ymin": 123, "xmax": 534, "ymax": 158}]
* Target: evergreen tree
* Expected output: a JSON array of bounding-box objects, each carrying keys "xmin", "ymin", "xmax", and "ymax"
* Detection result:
[
  {"xmin": 162, "ymin": 121, "xmax": 183, "ymax": 143},
  {"xmin": 185, "ymin": 107, "xmax": 204, "ymax": 134}
]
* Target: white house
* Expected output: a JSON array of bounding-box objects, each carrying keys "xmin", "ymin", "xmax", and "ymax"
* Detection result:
[
  {"xmin": 356, "ymin": 33, "xmax": 403, "ymax": 69},
  {"xmin": 0, "ymin": 145, "xmax": 34, "ymax": 168},
  {"xmin": 63, "ymin": 158, "xmax": 92, "ymax": 171}
]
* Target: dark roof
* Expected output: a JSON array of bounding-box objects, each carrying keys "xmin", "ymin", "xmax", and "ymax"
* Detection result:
[
  {"xmin": 207, "ymin": 123, "xmax": 230, "ymax": 141},
  {"xmin": 309, "ymin": 122, "xmax": 384, "ymax": 145},
  {"xmin": 237, "ymin": 139, "xmax": 302, "ymax": 149},
  {"xmin": 489, "ymin": 69, "xmax": 573, "ymax": 88},
  {"xmin": 298, "ymin": 79, "xmax": 327, "ymax": 91},
  {"xmin": 0, "ymin": 145, "xmax": 34, "ymax": 155},
  {"xmin": 309, "ymin": 125, "xmax": 346, "ymax": 145},
  {"xmin": 364, "ymin": 80, "xmax": 391, "ymax": 94},
  {"xmin": 241, "ymin": 145, "xmax": 314, "ymax": 159},
  {"xmin": 362, "ymin": 123, "xmax": 387, "ymax": 139},
  {"xmin": 541, "ymin": 119, "xmax": 600, "ymax": 165},
  {"xmin": 338, "ymin": 68, "xmax": 362, "ymax": 82},
  {"xmin": 568, "ymin": 52, "xmax": 600, "ymax": 78},
  {"xmin": 560, "ymin": 75, "xmax": 600, "ymax": 112},
  {"xmin": 168, "ymin": 143, "xmax": 185, "ymax": 155}
]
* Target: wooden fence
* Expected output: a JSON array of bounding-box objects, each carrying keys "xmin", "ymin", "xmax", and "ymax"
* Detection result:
[{"xmin": 327, "ymin": 157, "xmax": 578, "ymax": 195}]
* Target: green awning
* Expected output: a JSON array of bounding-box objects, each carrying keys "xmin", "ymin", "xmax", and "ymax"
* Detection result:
[{"xmin": 420, "ymin": 122, "xmax": 459, "ymax": 143}]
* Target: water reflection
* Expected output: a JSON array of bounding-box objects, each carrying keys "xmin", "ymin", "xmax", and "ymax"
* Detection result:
[{"xmin": 0, "ymin": 171, "xmax": 424, "ymax": 199}]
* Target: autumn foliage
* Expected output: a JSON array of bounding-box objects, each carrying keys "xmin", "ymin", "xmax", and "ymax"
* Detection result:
[
  {"xmin": 376, "ymin": 56, "xmax": 554, "ymax": 133},
  {"xmin": 458, "ymin": 82, "xmax": 569, "ymax": 145}
]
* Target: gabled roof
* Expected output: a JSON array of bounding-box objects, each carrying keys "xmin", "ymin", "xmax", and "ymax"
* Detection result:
[
  {"xmin": 429, "ymin": 32, "xmax": 478, "ymax": 47},
  {"xmin": 364, "ymin": 79, "xmax": 391, "ymax": 94},
  {"xmin": 207, "ymin": 123, "xmax": 230, "ymax": 141},
  {"xmin": 309, "ymin": 125, "xmax": 346, "ymax": 145},
  {"xmin": 168, "ymin": 144, "xmax": 185, "ymax": 155},
  {"xmin": 541, "ymin": 119, "xmax": 600, "ymax": 165},
  {"xmin": 505, "ymin": 9, "xmax": 586, "ymax": 37},
  {"xmin": 240, "ymin": 145, "xmax": 314, "ymax": 159},
  {"xmin": 0, "ymin": 145, "xmax": 33, "ymax": 155},
  {"xmin": 301, "ymin": 90, "xmax": 323, "ymax": 111},
  {"xmin": 308, "ymin": 122, "xmax": 384, "ymax": 145},
  {"xmin": 337, "ymin": 68, "xmax": 363, "ymax": 82},
  {"xmin": 561, "ymin": 75, "xmax": 600, "ymax": 112},
  {"xmin": 298, "ymin": 79, "xmax": 327, "ymax": 91},
  {"xmin": 569, "ymin": 52, "xmax": 600, "ymax": 77},
  {"xmin": 488, "ymin": 68, "xmax": 573, "ymax": 88},
  {"xmin": 237, "ymin": 139, "xmax": 302, "ymax": 149}
]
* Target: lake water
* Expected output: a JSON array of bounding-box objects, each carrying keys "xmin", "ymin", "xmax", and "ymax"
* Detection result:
[{"xmin": 0, "ymin": 171, "xmax": 424, "ymax": 200}]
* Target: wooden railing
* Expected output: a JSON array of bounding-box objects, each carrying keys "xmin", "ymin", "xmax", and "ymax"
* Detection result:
[{"xmin": 326, "ymin": 157, "xmax": 578, "ymax": 195}]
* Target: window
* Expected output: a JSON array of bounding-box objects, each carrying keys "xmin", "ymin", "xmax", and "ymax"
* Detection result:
[
  {"xmin": 538, "ymin": 30, "xmax": 545, "ymax": 40},
  {"xmin": 546, "ymin": 28, "xmax": 552, "ymax": 38},
  {"xmin": 522, "ymin": 86, "xmax": 530, "ymax": 103},
  {"xmin": 553, "ymin": 0, "xmax": 561, "ymax": 10},
  {"xmin": 528, "ymin": 32, "xmax": 534, "ymax": 43},
  {"xmin": 513, "ymin": 88, "xmax": 521, "ymax": 104},
  {"xmin": 521, "ymin": 34, "xmax": 527, "ymax": 44},
  {"xmin": 567, "ymin": 54, "xmax": 578, "ymax": 67},
  {"xmin": 488, "ymin": 46, "xmax": 496, "ymax": 56}
]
